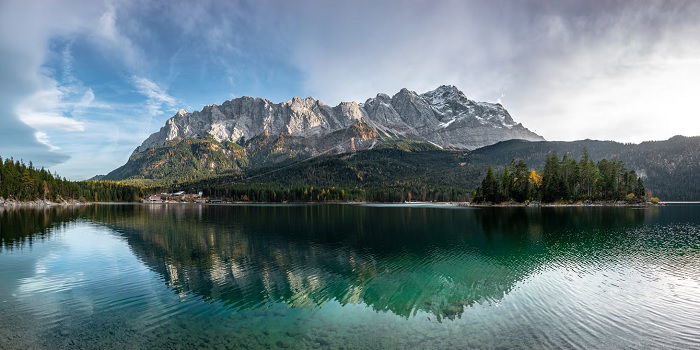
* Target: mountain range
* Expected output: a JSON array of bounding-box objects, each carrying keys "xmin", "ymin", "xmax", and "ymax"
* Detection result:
[
  {"xmin": 101, "ymin": 85, "xmax": 700, "ymax": 200},
  {"xmin": 104, "ymin": 85, "xmax": 542, "ymax": 180},
  {"xmin": 135, "ymin": 85, "xmax": 542, "ymax": 151}
]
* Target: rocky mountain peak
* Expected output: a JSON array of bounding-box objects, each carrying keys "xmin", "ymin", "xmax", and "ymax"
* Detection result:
[
  {"xmin": 372, "ymin": 93, "xmax": 391, "ymax": 101},
  {"xmin": 422, "ymin": 85, "xmax": 465, "ymax": 101},
  {"xmin": 392, "ymin": 88, "xmax": 419, "ymax": 99},
  {"xmin": 134, "ymin": 85, "xmax": 543, "ymax": 155}
]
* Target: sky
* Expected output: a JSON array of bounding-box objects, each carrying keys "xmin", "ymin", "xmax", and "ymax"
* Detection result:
[{"xmin": 1, "ymin": 0, "xmax": 700, "ymax": 180}]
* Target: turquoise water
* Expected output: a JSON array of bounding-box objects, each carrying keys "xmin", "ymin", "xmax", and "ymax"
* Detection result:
[{"xmin": 1, "ymin": 204, "xmax": 699, "ymax": 349}]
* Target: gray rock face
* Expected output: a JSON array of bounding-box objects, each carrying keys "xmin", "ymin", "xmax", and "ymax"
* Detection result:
[{"xmin": 135, "ymin": 85, "xmax": 543, "ymax": 153}]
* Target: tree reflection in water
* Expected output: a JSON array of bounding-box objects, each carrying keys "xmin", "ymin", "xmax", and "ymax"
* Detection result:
[{"xmin": 55, "ymin": 204, "xmax": 659, "ymax": 320}]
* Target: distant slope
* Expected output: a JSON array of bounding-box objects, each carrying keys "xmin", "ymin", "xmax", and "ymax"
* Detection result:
[
  {"xmin": 103, "ymin": 137, "xmax": 247, "ymax": 181},
  {"xmin": 192, "ymin": 135, "xmax": 700, "ymax": 200},
  {"xmin": 240, "ymin": 141, "xmax": 476, "ymax": 189},
  {"xmin": 108, "ymin": 135, "xmax": 700, "ymax": 201},
  {"xmin": 465, "ymin": 135, "xmax": 700, "ymax": 200},
  {"xmin": 174, "ymin": 139, "xmax": 474, "ymax": 192}
]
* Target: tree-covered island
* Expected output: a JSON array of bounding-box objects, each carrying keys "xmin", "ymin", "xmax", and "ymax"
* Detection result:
[{"xmin": 473, "ymin": 152, "xmax": 658, "ymax": 204}]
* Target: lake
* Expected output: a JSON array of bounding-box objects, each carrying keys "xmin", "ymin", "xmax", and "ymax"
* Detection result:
[{"xmin": 1, "ymin": 203, "xmax": 699, "ymax": 349}]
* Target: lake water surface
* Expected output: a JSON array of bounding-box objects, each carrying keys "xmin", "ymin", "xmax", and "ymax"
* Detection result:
[{"xmin": 1, "ymin": 203, "xmax": 699, "ymax": 349}]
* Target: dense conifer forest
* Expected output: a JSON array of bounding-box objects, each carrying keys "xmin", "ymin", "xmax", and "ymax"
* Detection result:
[
  {"xmin": 192, "ymin": 183, "xmax": 470, "ymax": 202},
  {"xmin": 0, "ymin": 157, "xmax": 143, "ymax": 202},
  {"xmin": 473, "ymin": 153, "xmax": 650, "ymax": 203},
  {"xmin": 0, "ymin": 151, "xmax": 666, "ymax": 204}
]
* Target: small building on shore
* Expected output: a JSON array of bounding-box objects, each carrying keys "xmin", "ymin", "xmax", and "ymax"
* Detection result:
[
  {"xmin": 147, "ymin": 195, "xmax": 164, "ymax": 202},
  {"xmin": 144, "ymin": 191, "xmax": 205, "ymax": 203}
]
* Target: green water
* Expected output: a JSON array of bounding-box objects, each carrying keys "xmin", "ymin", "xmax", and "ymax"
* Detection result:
[{"xmin": 0, "ymin": 203, "xmax": 699, "ymax": 349}]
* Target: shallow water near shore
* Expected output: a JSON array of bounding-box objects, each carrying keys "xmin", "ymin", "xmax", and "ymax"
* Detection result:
[{"xmin": 1, "ymin": 203, "xmax": 699, "ymax": 349}]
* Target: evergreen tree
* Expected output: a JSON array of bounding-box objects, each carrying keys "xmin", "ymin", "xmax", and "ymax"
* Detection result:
[
  {"xmin": 561, "ymin": 154, "xmax": 579, "ymax": 200},
  {"xmin": 578, "ymin": 151, "xmax": 598, "ymax": 199},
  {"xmin": 634, "ymin": 178, "xmax": 646, "ymax": 198},
  {"xmin": 541, "ymin": 153, "xmax": 561, "ymax": 202},
  {"xmin": 511, "ymin": 160, "xmax": 530, "ymax": 202},
  {"xmin": 499, "ymin": 165, "xmax": 512, "ymax": 201},
  {"xmin": 480, "ymin": 166, "xmax": 499, "ymax": 203}
]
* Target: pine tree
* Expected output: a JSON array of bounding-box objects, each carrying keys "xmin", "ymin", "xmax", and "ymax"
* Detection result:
[
  {"xmin": 499, "ymin": 165, "xmax": 512, "ymax": 201},
  {"xmin": 481, "ymin": 165, "xmax": 499, "ymax": 203},
  {"xmin": 578, "ymin": 151, "xmax": 598, "ymax": 199},
  {"xmin": 561, "ymin": 154, "xmax": 579, "ymax": 200},
  {"xmin": 512, "ymin": 160, "xmax": 530, "ymax": 202},
  {"xmin": 634, "ymin": 178, "xmax": 645, "ymax": 198},
  {"xmin": 541, "ymin": 153, "xmax": 561, "ymax": 202}
]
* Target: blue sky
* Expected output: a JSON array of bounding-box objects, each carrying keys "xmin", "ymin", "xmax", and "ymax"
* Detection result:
[{"xmin": 2, "ymin": 0, "xmax": 700, "ymax": 179}]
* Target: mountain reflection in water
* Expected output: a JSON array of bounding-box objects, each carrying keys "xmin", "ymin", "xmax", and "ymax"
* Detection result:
[{"xmin": 2, "ymin": 204, "xmax": 668, "ymax": 320}]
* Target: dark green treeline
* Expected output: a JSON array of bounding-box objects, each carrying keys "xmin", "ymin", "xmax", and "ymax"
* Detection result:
[
  {"xmin": 0, "ymin": 157, "xmax": 144, "ymax": 202},
  {"xmin": 474, "ymin": 152, "xmax": 647, "ymax": 203},
  {"xmin": 188, "ymin": 183, "xmax": 470, "ymax": 203}
]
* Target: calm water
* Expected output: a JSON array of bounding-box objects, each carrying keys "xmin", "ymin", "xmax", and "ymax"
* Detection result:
[{"xmin": 1, "ymin": 204, "xmax": 699, "ymax": 349}]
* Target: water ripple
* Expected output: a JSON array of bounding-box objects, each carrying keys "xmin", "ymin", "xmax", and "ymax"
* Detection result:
[{"xmin": 0, "ymin": 204, "xmax": 699, "ymax": 349}]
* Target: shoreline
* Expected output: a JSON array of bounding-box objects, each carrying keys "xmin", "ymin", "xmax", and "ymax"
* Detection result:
[
  {"xmin": 0, "ymin": 198, "xmax": 90, "ymax": 208},
  {"xmin": 461, "ymin": 201, "xmax": 663, "ymax": 208},
  {"xmin": 138, "ymin": 200, "xmax": 665, "ymax": 207},
  {"xmin": 0, "ymin": 199, "xmax": 674, "ymax": 208}
]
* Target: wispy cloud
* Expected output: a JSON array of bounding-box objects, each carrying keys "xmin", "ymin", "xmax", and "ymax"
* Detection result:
[
  {"xmin": 132, "ymin": 76, "xmax": 178, "ymax": 116},
  {"xmin": 21, "ymin": 113, "xmax": 85, "ymax": 131},
  {"xmin": 34, "ymin": 131, "xmax": 60, "ymax": 151},
  {"xmin": 17, "ymin": 76, "xmax": 86, "ymax": 131},
  {"xmin": 268, "ymin": 0, "xmax": 700, "ymax": 142},
  {"xmin": 91, "ymin": 3, "xmax": 144, "ymax": 70}
]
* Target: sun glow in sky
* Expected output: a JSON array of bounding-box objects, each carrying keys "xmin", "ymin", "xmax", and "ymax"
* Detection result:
[{"xmin": 1, "ymin": 0, "xmax": 699, "ymax": 179}]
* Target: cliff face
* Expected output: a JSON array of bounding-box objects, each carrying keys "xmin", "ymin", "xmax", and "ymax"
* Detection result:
[{"xmin": 135, "ymin": 85, "xmax": 543, "ymax": 154}]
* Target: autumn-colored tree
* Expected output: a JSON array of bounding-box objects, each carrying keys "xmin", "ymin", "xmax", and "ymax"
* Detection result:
[{"xmin": 528, "ymin": 170, "xmax": 542, "ymax": 188}]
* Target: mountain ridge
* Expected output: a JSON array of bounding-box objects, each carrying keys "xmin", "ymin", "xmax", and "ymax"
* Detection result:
[
  {"xmin": 104, "ymin": 86, "xmax": 700, "ymax": 200},
  {"xmin": 134, "ymin": 85, "xmax": 543, "ymax": 154},
  {"xmin": 104, "ymin": 85, "xmax": 543, "ymax": 180}
]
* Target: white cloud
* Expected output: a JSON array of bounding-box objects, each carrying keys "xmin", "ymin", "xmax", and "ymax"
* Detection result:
[
  {"xmin": 34, "ymin": 131, "xmax": 60, "ymax": 151},
  {"xmin": 4, "ymin": 0, "xmax": 700, "ymax": 179},
  {"xmin": 277, "ymin": 0, "xmax": 700, "ymax": 141},
  {"xmin": 78, "ymin": 88, "xmax": 95, "ymax": 107},
  {"xmin": 0, "ymin": 0, "xmax": 111, "ymax": 167},
  {"xmin": 21, "ymin": 112, "xmax": 85, "ymax": 131},
  {"xmin": 282, "ymin": 0, "xmax": 522, "ymax": 104},
  {"xmin": 519, "ymin": 52, "xmax": 700, "ymax": 142},
  {"xmin": 17, "ymin": 77, "xmax": 86, "ymax": 131},
  {"xmin": 132, "ymin": 76, "xmax": 178, "ymax": 116},
  {"xmin": 90, "ymin": 3, "xmax": 143, "ymax": 69}
]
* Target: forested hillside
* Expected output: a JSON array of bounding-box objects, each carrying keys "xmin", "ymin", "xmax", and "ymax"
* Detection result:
[
  {"xmin": 176, "ymin": 143, "xmax": 475, "ymax": 202},
  {"xmin": 465, "ymin": 136, "xmax": 700, "ymax": 200},
  {"xmin": 6, "ymin": 135, "xmax": 696, "ymax": 203},
  {"xmin": 103, "ymin": 137, "xmax": 247, "ymax": 182},
  {"xmin": 168, "ymin": 136, "xmax": 698, "ymax": 201},
  {"xmin": 0, "ymin": 157, "xmax": 143, "ymax": 202}
]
